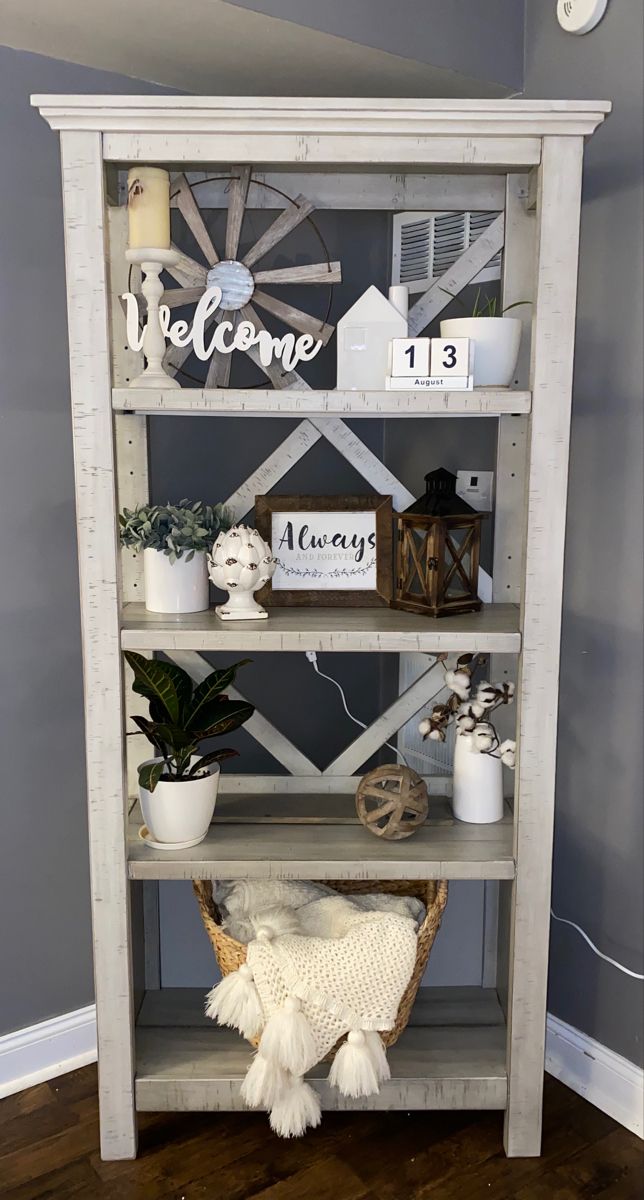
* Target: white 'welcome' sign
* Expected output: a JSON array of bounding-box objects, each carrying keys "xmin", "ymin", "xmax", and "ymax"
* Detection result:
[{"xmin": 121, "ymin": 285, "xmax": 323, "ymax": 372}]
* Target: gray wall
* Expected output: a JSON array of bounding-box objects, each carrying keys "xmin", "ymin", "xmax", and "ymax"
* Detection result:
[
  {"xmin": 227, "ymin": 0, "xmax": 524, "ymax": 90},
  {"xmin": 0, "ymin": 47, "xmax": 174, "ymax": 1036},
  {"xmin": 524, "ymin": 3, "xmax": 644, "ymax": 1066}
]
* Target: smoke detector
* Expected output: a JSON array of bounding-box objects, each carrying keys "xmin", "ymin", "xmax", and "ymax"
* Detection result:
[{"xmin": 556, "ymin": 0, "xmax": 608, "ymax": 34}]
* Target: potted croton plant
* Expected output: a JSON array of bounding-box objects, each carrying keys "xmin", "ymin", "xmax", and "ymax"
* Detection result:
[
  {"xmin": 119, "ymin": 499, "xmax": 232, "ymax": 614},
  {"xmin": 125, "ymin": 651, "xmax": 254, "ymax": 847},
  {"xmin": 440, "ymin": 289, "xmax": 529, "ymax": 387},
  {"xmin": 418, "ymin": 653, "xmax": 516, "ymax": 824}
]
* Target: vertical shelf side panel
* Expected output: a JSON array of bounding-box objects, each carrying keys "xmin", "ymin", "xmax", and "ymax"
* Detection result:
[
  {"xmin": 59, "ymin": 132, "xmax": 137, "ymax": 1160},
  {"xmin": 504, "ymin": 135, "xmax": 585, "ymax": 1157},
  {"xmin": 108, "ymin": 205, "xmax": 161, "ymax": 997},
  {"xmin": 490, "ymin": 173, "xmax": 535, "ymax": 997}
]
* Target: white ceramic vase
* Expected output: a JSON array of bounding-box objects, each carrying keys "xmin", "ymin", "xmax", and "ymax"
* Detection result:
[
  {"xmin": 208, "ymin": 525, "xmax": 275, "ymax": 620},
  {"xmin": 143, "ymin": 547, "xmax": 209, "ymax": 614},
  {"xmin": 452, "ymin": 732, "xmax": 504, "ymax": 824},
  {"xmin": 139, "ymin": 757, "xmax": 220, "ymax": 846},
  {"xmin": 440, "ymin": 317, "xmax": 522, "ymax": 387}
]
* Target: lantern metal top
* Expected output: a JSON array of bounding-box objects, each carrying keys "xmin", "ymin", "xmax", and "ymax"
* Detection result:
[{"xmin": 402, "ymin": 468, "xmax": 481, "ymax": 519}]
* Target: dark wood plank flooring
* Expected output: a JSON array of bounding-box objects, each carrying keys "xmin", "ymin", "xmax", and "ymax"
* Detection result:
[{"xmin": 0, "ymin": 1067, "xmax": 641, "ymax": 1199}]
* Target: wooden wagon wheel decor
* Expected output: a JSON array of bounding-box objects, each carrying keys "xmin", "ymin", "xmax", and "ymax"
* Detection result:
[
  {"xmin": 355, "ymin": 765, "xmax": 429, "ymax": 840},
  {"xmin": 155, "ymin": 171, "xmax": 342, "ymax": 386}
]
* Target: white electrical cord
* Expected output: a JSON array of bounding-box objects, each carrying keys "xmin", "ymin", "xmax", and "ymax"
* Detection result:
[
  {"xmin": 551, "ymin": 909, "xmax": 644, "ymax": 980},
  {"xmin": 305, "ymin": 650, "xmax": 409, "ymax": 766}
]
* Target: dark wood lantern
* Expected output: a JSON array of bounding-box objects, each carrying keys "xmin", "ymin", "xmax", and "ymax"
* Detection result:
[{"xmin": 394, "ymin": 468, "xmax": 484, "ymax": 618}]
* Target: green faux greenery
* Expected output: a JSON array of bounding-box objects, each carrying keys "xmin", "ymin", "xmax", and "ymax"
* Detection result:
[
  {"xmin": 119, "ymin": 499, "xmax": 232, "ymax": 562},
  {"xmin": 440, "ymin": 287, "xmax": 530, "ymax": 319},
  {"xmin": 125, "ymin": 650, "xmax": 254, "ymax": 793}
]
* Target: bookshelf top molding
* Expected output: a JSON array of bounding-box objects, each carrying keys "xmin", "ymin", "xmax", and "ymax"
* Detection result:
[{"xmin": 32, "ymin": 96, "xmax": 609, "ymax": 156}]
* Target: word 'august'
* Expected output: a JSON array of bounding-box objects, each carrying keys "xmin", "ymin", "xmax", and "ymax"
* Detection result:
[
  {"xmin": 278, "ymin": 522, "xmax": 376, "ymax": 564},
  {"xmin": 121, "ymin": 285, "xmax": 323, "ymax": 372}
]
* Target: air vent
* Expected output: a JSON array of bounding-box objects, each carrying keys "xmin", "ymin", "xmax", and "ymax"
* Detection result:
[{"xmin": 392, "ymin": 211, "xmax": 503, "ymax": 294}]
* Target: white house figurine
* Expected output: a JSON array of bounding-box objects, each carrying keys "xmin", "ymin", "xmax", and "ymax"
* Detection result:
[{"xmin": 336, "ymin": 285, "xmax": 407, "ymax": 390}]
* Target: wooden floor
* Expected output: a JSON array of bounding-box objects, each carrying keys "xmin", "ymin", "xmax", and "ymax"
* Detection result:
[{"xmin": 0, "ymin": 1067, "xmax": 641, "ymax": 1199}]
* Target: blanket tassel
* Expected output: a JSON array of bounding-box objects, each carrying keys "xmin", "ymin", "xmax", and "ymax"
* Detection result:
[
  {"xmin": 364, "ymin": 1030, "xmax": 391, "ymax": 1083},
  {"xmin": 259, "ymin": 995, "xmax": 317, "ymax": 1075},
  {"xmin": 205, "ymin": 963, "xmax": 264, "ymax": 1039},
  {"xmin": 329, "ymin": 1029, "xmax": 383, "ymax": 1098},
  {"xmin": 269, "ymin": 1076, "xmax": 321, "ymax": 1138},
  {"xmin": 241, "ymin": 1050, "xmax": 289, "ymax": 1109}
]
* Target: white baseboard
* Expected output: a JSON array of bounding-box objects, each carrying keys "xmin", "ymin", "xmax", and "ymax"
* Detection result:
[
  {"xmin": 0, "ymin": 1004, "xmax": 97, "ymax": 1099},
  {"xmin": 546, "ymin": 1013, "xmax": 643, "ymax": 1138}
]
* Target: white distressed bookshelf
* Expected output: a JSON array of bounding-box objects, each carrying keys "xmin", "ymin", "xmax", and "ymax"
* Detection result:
[{"xmin": 33, "ymin": 94, "xmax": 609, "ymax": 1161}]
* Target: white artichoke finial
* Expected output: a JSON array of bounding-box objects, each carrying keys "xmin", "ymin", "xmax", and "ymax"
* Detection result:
[{"xmin": 208, "ymin": 525, "xmax": 275, "ymax": 621}]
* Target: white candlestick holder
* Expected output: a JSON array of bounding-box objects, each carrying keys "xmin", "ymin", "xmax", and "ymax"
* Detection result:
[{"xmin": 125, "ymin": 247, "xmax": 181, "ymax": 389}]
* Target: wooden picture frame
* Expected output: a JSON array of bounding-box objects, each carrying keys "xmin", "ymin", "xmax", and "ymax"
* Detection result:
[{"xmin": 255, "ymin": 494, "xmax": 393, "ymax": 606}]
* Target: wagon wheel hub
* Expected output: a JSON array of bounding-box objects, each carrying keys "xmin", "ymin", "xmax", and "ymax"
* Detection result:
[{"xmin": 206, "ymin": 260, "xmax": 255, "ymax": 311}]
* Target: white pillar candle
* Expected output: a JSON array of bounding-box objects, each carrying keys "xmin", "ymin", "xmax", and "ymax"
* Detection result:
[
  {"xmin": 127, "ymin": 167, "xmax": 171, "ymax": 250},
  {"xmin": 388, "ymin": 285, "xmax": 409, "ymax": 322}
]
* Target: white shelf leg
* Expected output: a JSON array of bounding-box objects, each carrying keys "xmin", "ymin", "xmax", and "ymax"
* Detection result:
[
  {"xmin": 60, "ymin": 131, "xmax": 137, "ymax": 1160},
  {"xmin": 504, "ymin": 136, "xmax": 585, "ymax": 1157}
]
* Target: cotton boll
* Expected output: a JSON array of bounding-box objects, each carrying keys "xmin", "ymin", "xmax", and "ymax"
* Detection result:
[
  {"xmin": 499, "ymin": 739, "xmax": 516, "ymax": 768},
  {"xmin": 428, "ymin": 728, "xmax": 444, "ymax": 742},
  {"xmin": 418, "ymin": 717, "xmax": 432, "ymax": 736},
  {"xmin": 457, "ymin": 714, "xmax": 477, "ymax": 732},
  {"xmin": 471, "ymin": 723, "xmax": 496, "ymax": 753},
  {"xmin": 476, "ymin": 682, "xmax": 497, "ymax": 708},
  {"xmin": 445, "ymin": 669, "xmax": 471, "ymax": 700}
]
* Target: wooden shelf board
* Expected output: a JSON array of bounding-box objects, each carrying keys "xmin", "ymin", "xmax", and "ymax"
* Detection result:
[
  {"xmin": 113, "ymin": 387, "xmax": 531, "ymax": 418},
  {"xmin": 121, "ymin": 603, "xmax": 521, "ymax": 654},
  {"xmin": 127, "ymin": 795, "xmax": 514, "ymax": 881},
  {"xmin": 135, "ymin": 986, "xmax": 508, "ymax": 1112}
]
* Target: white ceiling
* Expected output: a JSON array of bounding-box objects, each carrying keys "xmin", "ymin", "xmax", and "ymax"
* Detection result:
[{"xmin": 0, "ymin": 0, "xmax": 510, "ymax": 97}]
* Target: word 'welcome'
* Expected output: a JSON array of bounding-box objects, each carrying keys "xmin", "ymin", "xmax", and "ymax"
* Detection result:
[{"xmin": 122, "ymin": 285, "xmax": 323, "ymax": 372}]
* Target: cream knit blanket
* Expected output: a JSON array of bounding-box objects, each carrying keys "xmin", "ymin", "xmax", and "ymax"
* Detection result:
[{"xmin": 205, "ymin": 880, "xmax": 421, "ymax": 1136}]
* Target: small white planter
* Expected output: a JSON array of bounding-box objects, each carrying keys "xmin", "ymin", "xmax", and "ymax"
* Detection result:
[
  {"xmin": 452, "ymin": 733, "xmax": 504, "ymax": 824},
  {"xmin": 139, "ymin": 757, "xmax": 220, "ymax": 846},
  {"xmin": 440, "ymin": 317, "xmax": 522, "ymax": 387},
  {"xmin": 143, "ymin": 548, "xmax": 209, "ymax": 613}
]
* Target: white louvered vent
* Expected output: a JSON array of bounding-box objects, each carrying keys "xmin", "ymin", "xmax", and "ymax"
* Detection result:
[
  {"xmin": 392, "ymin": 211, "xmax": 503, "ymax": 294},
  {"xmin": 397, "ymin": 654, "xmax": 455, "ymax": 777}
]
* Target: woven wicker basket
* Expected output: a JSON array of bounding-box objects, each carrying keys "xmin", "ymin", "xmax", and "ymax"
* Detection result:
[{"xmin": 193, "ymin": 877, "xmax": 448, "ymax": 1051}]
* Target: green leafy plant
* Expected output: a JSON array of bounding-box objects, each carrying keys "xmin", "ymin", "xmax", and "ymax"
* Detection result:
[
  {"xmin": 119, "ymin": 499, "xmax": 233, "ymax": 562},
  {"xmin": 125, "ymin": 650, "xmax": 254, "ymax": 793},
  {"xmin": 440, "ymin": 287, "xmax": 530, "ymax": 319}
]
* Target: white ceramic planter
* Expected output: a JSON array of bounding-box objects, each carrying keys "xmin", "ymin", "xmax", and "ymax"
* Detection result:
[
  {"xmin": 440, "ymin": 316, "xmax": 522, "ymax": 387},
  {"xmin": 452, "ymin": 733, "xmax": 504, "ymax": 824},
  {"xmin": 139, "ymin": 758, "xmax": 220, "ymax": 845},
  {"xmin": 143, "ymin": 547, "xmax": 209, "ymax": 613}
]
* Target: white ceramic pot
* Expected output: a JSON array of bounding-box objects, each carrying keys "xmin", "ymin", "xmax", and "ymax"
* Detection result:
[
  {"xmin": 440, "ymin": 317, "xmax": 522, "ymax": 387},
  {"xmin": 143, "ymin": 547, "xmax": 209, "ymax": 614},
  {"xmin": 452, "ymin": 733, "xmax": 504, "ymax": 824},
  {"xmin": 139, "ymin": 758, "xmax": 220, "ymax": 845}
]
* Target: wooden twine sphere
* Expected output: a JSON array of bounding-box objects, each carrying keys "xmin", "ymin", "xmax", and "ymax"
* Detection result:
[{"xmin": 356, "ymin": 765, "xmax": 429, "ymax": 840}]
